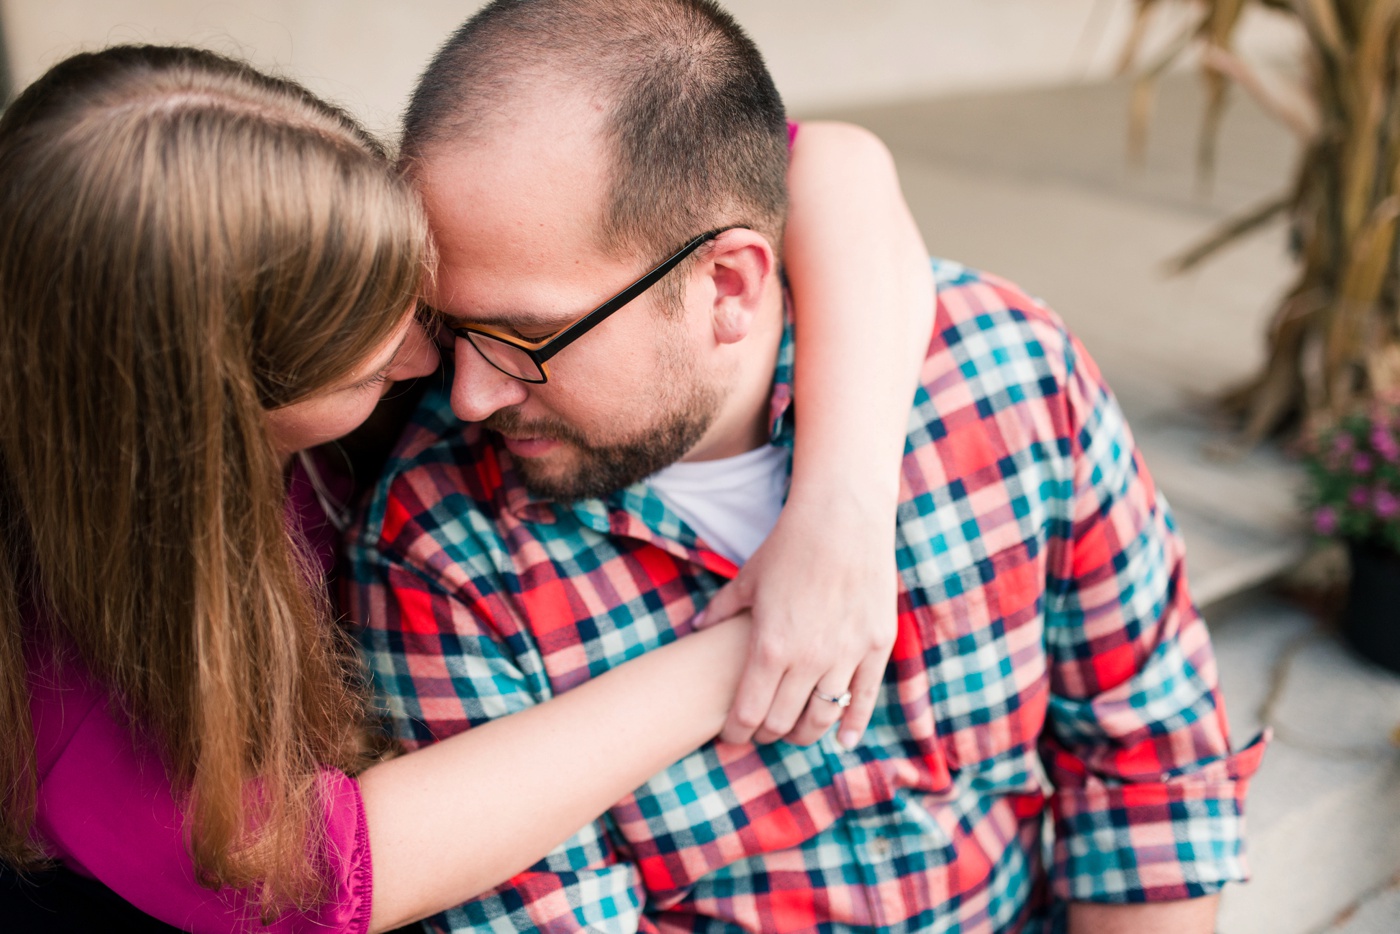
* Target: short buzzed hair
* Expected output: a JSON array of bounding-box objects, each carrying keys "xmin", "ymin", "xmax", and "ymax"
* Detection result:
[{"xmin": 402, "ymin": 0, "xmax": 789, "ymax": 263}]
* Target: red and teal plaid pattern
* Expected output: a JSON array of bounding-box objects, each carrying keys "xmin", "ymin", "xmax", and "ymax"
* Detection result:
[{"xmin": 347, "ymin": 258, "xmax": 1265, "ymax": 934}]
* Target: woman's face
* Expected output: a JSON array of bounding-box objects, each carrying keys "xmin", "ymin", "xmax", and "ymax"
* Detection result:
[{"xmin": 264, "ymin": 312, "xmax": 441, "ymax": 459}]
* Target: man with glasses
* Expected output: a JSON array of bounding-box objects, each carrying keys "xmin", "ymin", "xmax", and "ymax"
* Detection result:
[{"xmin": 349, "ymin": 1, "xmax": 1263, "ymax": 931}]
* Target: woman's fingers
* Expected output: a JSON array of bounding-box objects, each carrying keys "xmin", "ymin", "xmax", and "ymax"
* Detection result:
[{"xmin": 836, "ymin": 654, "xmax": 889, "ymax": 749}]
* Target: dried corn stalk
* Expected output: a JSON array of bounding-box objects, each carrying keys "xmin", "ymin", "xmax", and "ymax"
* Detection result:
[{"xmin": 1123, "ymin": 0, "xmax": 1400, "ymax": 441}]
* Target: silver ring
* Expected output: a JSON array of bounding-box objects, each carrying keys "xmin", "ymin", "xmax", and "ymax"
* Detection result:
[{"xmin": 812, "ymin": 688, "xmax": 853, "ymax": 708}]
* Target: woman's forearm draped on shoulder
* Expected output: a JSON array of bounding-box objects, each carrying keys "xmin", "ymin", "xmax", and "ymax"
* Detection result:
[{"xmin": 701, "ymin": 120, "xmax": 935, "ymax": 750}]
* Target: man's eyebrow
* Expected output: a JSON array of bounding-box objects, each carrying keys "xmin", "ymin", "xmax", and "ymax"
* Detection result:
[{"xmin": 436, "ymin": 306, "xmax": 578, "ymax": 332}]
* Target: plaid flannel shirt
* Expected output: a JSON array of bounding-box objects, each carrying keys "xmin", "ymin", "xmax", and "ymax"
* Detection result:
[{"xmin": 347, "ymin": 258, "xmax": 1265, "ymax": 934}]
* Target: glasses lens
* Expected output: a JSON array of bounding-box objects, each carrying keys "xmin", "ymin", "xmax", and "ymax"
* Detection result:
[{"xmin": 465, "ymin": 331, "xmax": 547, "ymax": 383}]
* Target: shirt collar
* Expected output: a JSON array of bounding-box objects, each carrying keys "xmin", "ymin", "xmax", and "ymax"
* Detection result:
[{"xmin": 766, "ymin": 309, "xmax": 796, "ymax": 447}]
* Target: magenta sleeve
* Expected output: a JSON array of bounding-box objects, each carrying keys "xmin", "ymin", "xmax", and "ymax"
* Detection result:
[{"xmin": 30, "ymin": 664, "xmax": 373, "ymax": 934}]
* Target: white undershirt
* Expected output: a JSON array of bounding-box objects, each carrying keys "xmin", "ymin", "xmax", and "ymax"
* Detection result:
[{"xmin": 645, "ymin": 443, "xmax": 789, "ymax": 564}]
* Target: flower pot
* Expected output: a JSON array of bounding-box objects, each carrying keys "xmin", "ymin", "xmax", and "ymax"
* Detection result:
[{"xmin": 1342, "ymin": 541, "xmax": 1400, "ymax": 675}]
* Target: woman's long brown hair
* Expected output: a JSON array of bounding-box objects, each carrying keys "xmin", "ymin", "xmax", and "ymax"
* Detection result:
[{"xmin": 0, "ymin": 46, "xmax": 427, "ymax": 911}]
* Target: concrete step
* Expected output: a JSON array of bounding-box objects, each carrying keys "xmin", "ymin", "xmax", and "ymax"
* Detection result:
[
  {"xmin": 1208, "ymin": 596, "xmax": 1400, "ymax": 934},
  {"xmin": 815, "ymin": 74, "xmax": 1300, "ymax": 227},
  {"xmin": 1133, "ymin": 415, "xmax": 1305, "ymax": 608},
  {"xmin": 1327, "ymin": 882, "xmax": 1400, "ymax": 934}
]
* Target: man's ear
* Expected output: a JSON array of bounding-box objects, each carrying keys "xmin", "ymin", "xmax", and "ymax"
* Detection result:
[{"xmin": 702, "ymin": 228, "xmax": 777, "ymax": 345}]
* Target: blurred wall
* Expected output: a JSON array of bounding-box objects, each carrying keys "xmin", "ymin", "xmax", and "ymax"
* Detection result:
[
  {"xmin": 0, "ymin": 8, "xmax": 9, "ymax": 105},
  {"xmin": 0, "ymin": 0, "xmax": 1301, "ymax": 137}
]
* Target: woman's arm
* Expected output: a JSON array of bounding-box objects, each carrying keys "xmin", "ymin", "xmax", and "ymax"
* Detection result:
[
  {"xmin": 702, "ymin": 121, "xmax": 935, "ymax": 750},
  {"xmin": 28, "ymin": 615, "xmax": 748, "ymax": 934},
  {"xmin": 361, "ymin": 614, "xmax": 750, "ymax": 932}
]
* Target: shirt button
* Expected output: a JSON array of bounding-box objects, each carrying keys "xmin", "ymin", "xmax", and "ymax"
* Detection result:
[{"xmin": 870, "ymin": 837, "xmax": 892, "ymax": 859}]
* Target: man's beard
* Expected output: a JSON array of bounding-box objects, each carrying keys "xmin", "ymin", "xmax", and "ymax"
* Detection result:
[{"xmin": 482, "ymin": 375, "xmax": 723, "ymax": 502}]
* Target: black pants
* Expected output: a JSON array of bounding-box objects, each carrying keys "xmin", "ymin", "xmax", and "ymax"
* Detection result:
[
  {"xmin": 1, "ymin": 864, "xmax": 426, "ymax": 933},
  {"xmin": 1, "ymin": 863, "xmax": 184, "ymax": 933}
]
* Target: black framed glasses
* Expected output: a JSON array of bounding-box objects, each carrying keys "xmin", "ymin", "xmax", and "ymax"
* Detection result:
[{"xmin": 445, "ymin": 227, "xmax": 734, "ymax": 384}]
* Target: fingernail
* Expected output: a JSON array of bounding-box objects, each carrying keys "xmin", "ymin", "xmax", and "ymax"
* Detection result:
[
  {"xmin": 692, "ymin": 607, "xmax": 708, "ymax": 628},
  {"xmin": 837, "ymin": 729, "xmax": 861, "ymax": 751}
]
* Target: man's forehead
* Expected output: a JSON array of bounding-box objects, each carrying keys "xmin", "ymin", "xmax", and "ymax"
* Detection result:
[
  {"xmin": 413, "ymin": 83, "xmax": 610, "ymax": 210},
  {"xmin": 409, "ymin": 86, "xmax": 639, "ymax": 325},
  {"xmin": 419, "ymin": 202, "xmax": 637, "ymax": 336},
  {"xmin": 425, "ymin": 241, "xmax": 609, "ymax": 327},
  {"xmin": 416, "ymin": 141, "xmax": 611, "ymax": 312},
  {"xmin": 416, "ymin": 142, "xmax": 602, "ymax": 244}
]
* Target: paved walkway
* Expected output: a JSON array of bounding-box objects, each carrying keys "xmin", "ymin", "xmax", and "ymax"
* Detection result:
[
  {"xmin": 820, "ymin": 76, "xmax": 1400, "ymax": 932},
  {"xmin": 1211, "ymin": 593, "xmax": 1400, "ymax": 933}
]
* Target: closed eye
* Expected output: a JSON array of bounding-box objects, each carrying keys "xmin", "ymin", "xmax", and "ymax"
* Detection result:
[{"xmin": 350, "ymin": 369, "xmax": 391, "ymax": 391}]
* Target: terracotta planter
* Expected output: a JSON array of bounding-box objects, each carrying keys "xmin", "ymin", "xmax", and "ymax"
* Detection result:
[{"xmin": 1342, "ymin": 541, "xmax": 1400, "ymax": 675}]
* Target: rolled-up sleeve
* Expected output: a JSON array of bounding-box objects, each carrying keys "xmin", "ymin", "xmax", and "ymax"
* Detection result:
[{"xmin": 1041, "ymin": 330, "xmax": 1267, "ymax": 903}]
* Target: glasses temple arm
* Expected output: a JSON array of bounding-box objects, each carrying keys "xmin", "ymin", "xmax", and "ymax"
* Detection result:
[{"xmin": 533, "ymin": 229, "xmax": 726, "ymax": 364}]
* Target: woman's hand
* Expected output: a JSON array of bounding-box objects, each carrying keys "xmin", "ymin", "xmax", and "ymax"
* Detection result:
[
  {"xmin": 696, "ymin": 121, "xmax": 932, "ymax": 752},
  {"xmin": 699, "ymin": 486, "xmax": 897, "ymax": 750}
]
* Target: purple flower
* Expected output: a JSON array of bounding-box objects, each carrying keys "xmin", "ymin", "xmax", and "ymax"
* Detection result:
[
  {"xmin": 1314, "ymin": 506, "xmax": 1339, "ymax": 535},
  {"xmin": 1353, "ymin": 453, "xmax": 1375, "ymax": 475},
  {"xmin": 1373, "ymin": 429, "xmax": 1400, "ymax": 463},
  {"xmin": 1333, "ymin": 433, "xmax": 1356, "ymax": 457},
  {"xmin": 1375, "ymin": 490, "xmax": 1400, "ymax": 519},
  {"xmin": 1350, "ymin": 487, "xmax": 1371, "ymax": 507}
]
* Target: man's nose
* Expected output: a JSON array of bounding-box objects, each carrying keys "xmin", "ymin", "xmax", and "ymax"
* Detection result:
[{"xmin": 450, "ymin": 336, "xmax": 529, "ymax": 422}]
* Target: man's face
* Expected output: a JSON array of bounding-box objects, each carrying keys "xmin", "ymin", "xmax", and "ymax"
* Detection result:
[{"xmin": 415, "ymin": 112, "xmax": 729, "ymax": 501}]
